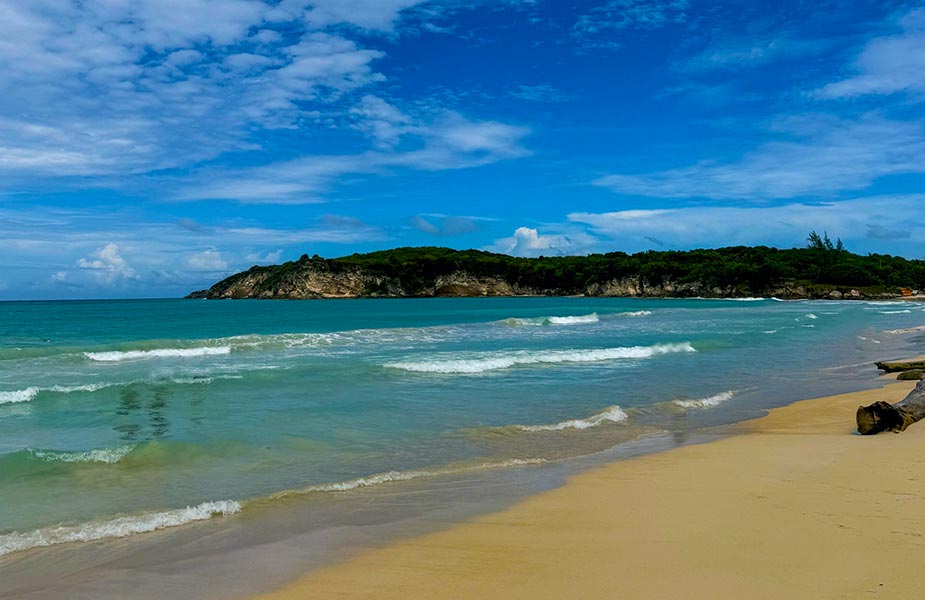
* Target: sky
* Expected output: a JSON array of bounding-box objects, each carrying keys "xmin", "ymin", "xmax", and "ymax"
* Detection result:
[{"xmin": 2, "ymin": 0, "xmax": 925, "ymax": 299}]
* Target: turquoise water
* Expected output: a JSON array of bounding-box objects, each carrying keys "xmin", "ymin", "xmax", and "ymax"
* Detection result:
[{"xmin": 1, "ymin": 297, "xmax": 923, "ymax": 554}]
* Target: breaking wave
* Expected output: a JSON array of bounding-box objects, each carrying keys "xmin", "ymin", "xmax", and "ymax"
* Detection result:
[
  {"xmin": 673, "ymin": 390, "xmax": 735, "ymax": 410},
  {"xmin": 498, "ymin": 313, "xmax": 599, "ymax": 326},
  {"xmin": 383, "ymin": 342, "xmax": 696, "ymax": 374},
  {"xmin": 880, "ymin": 309, "xmax": 912, "ymax": 315},
  {"xmin": 84, "ymin": 346, "xmax": 232, "ymax": 362},
  {"xmin": 618, "ymin": 310, "xmax": 652, "ymax": 317},
  {"xmin": 0, "ymin": 388, "xmax": 40, "ymax": 405},
  {"xmin": 0, "ymin": 500, "xmax": 240, "ymax": 557},
  {"xmin": 516, "ymin": 405, "xmax": 628, "ymax": 432}
]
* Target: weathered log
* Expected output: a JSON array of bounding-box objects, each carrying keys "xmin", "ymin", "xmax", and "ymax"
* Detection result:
[
  {"xmin": 857, "ymin": 378, "xmax": 925, "ymax": 435},
  {"xmin": 876, "ymin": 360, "xmax": 925, "ymax": 373}
]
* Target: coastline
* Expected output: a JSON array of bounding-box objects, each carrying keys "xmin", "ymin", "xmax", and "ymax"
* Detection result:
[{"xmin": 254, "ymin": 380, "xmax": 925, "ymax": 600}]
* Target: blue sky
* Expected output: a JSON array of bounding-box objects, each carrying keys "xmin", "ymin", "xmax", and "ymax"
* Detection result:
[{"xmin": 2, "ymin": 0, "xmax": 925, "ymax": 299}]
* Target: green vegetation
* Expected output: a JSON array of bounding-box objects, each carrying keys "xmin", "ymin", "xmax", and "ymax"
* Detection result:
[{"xmin": 194, "ymin": 234, "xmax": 925, "ymax": 299}]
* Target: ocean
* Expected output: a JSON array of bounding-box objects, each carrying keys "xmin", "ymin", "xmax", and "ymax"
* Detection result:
[{"xmin": 1, "ymin": 296, "xmax": 923, "ymax": 559}]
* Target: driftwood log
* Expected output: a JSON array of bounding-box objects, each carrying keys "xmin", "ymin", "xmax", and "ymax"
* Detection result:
[{"xmin": 857, "ymin": 378, "xmax": 925, "ymax": 435}]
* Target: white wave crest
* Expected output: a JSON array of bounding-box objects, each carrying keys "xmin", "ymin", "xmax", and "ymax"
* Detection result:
[
  {"xmin": 880, "ymin": 309, "xmax": 912, "ymax": 315},
  {"xmin": 517, "ymin": 405, "xmax": 628, "ymax": 432},
  {"xmin": 0, "ymin": 500, "xmax": 240, "ymax": 557},
  {"xmin": 0, "ymin": 387, "xmax": 39, "ymax": 405},
  {"xmin": 84, "ymin": 346, "xmax": 232, "ymax": 362},
  {"xmin": 384, "ymin": 342, "xmax": 696, "ymax": 374},
  {"xmin": 547, "ymin": 313, "xmax": 599, "ymax": 325},
  {"xmin": 618, "ymin": 310, "xmax": 652, "ymax": 317},
  {"xmin": 804, "ymin": 313, "xmax": 819, "ymax": 319},
  {"xmin": 27, "ymin": 445, "xmax": 136, "ymax": 464},
  {"xmin": 499, "ymin": 313, "xmax": 599, "ymax": 326},
  {"xmin": 674, "ymin": 390, "xmax": 735, "ymax": 410},
  {"xmin": 278, "ymin": 459, "xmax": 545, "ymax": 496},
  {"xmin": 728, "ymin": 297, "xmax": 766, "ymax": 302}
]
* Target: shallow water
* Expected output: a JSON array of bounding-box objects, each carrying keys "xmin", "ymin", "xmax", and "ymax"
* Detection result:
[{"xmin": 1, "ymin": 297, "xmax": 923, "ymax": 556}]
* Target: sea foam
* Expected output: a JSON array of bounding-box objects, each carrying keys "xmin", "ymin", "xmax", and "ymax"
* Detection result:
[
  {"xmin": 516, "ymin": 405, "xmax": 628, "ymax": 432},
  {"xmin": 618, "ymin": 310, "xmax": 652, "ymax": 317},
  {"xmin": 673, "ymin": 390, "xmax": 735, "ymax": 409},
  {"xmin": 0, "ymin": 500, "xmax": 240, "ymax": 556},
  {"xmin": 27, "ymin": 445, "xmax": 136, "ymax": 464},
  {"xmin": 384, "ymin": 342, "xmax": 696, "ymax": 374},
  {"xmin": 84, "ymin": 346, "xmax": 232, "ymax": 362}
]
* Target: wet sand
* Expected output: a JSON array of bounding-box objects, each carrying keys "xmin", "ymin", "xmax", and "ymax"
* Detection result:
[{"xmin": 255, "ymin": 380, "xmax": 925, "ymax": 600}]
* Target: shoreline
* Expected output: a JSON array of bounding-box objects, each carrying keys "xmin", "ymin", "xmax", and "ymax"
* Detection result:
[{"xmin": 253, "ymin": 380, "xmax": 925, "ymax": 600}]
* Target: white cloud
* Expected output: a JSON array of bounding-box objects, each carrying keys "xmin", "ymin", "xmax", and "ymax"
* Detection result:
[
  {"xmin": 568, "ymin": 195, "xmax": 925, "ymax": 251},
  {"xmin": 179, "ymin": 112, "xmax": 530, "ymax": 202},
  {"xmin": 489, "ymin": 226, "xmax": 593, "ymax": 257},
  {"xmin": 184, "ymin": 249, "xmax": 229, "ymax": 272},
  {"xmin": 816, "ymin": 8, "xmax": 925, "ymax": 99},
  {"xmin": 76, "ymin": 242, "xmax": 138, "ymax": 284},
  {"xmin": 594, "ymin": 114, "xmax": 925, "ymax": 200},
  {"xmin": 304, "ymin": 0, "xmax": 431, "ymax": 32},
  {"xmin": 0, "ymin": 1, "xmax": 428, "ymax": 182}
]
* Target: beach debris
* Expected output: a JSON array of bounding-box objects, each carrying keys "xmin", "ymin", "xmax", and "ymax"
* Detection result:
[{"xmin": 856, "ymin": 378, "xmax": 925, "ymax": 435}]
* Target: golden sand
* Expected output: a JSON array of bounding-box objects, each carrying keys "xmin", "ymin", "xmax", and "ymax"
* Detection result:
[{"xmin": 256, "ymin": 381, "xmax": 925, "ymax": 600}]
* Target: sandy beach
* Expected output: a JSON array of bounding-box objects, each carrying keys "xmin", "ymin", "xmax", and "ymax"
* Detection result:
[{"xmin": 254, "ymin": 380, "xmax": 925, "ymax": 600}]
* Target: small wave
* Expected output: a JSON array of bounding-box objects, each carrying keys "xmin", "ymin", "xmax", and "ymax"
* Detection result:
[
  {"xmin": 763, "ymin": 330, "xmax": 778, "ymax": 334},
  {"xmin": 618, "ymin": 310, "xmax": 652, "ymax": 317},
  {"xmin": 0, "ymin": 387, "xmax": 39, "ymax": 405},
  {"xmin": 498, "ymin": 313, "xmax": 599, "ymax": 326},
  {"xmin": 0, "ymin": 500, "xmax": 240, "ymax": 557},
  {"xmin": 880, "ymin": 309, "xmax": 912, "ymax": 315},
  {"xmin": 384, "ymin": 342, "xmax": 696, "ymax": 374},
  {"xmin": 673, "ymin": 391, "xmax": 735, "ymax": 410},
  {"xmin": 273, "ymin": 458, "xmax": 545, "ymax": 498},
  {"xmin": 27, "ymin": 445, "xmax": 136, "ymax": 464},
  {"xmin": 84, "ymin": 346, "xmax": 232, "ymax": 362},
  {"xmin": 516, "ymin": 405, "xmax": 628, "ymax": 432},
  {"xmin": 804, "ymin": 313, "xmax": 819, "ymax": 320},
  {"xmin": 727, "ymin": 297, "xmax": 766, "ymax": 302}
]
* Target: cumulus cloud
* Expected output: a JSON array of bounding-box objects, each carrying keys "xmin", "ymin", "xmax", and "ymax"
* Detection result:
[
  {"xmin": 75, "ymin": 243, "xmax": 138, "ymax": 284},
  {"xmin": 489, "ymin": 226, "xmax": 595, "ymax": 257}
]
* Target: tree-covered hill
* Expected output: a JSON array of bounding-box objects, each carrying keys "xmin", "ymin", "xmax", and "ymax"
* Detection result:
[{"xmin": 188, "ymin": 236, "xmax": 925, "ymax": 300}]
